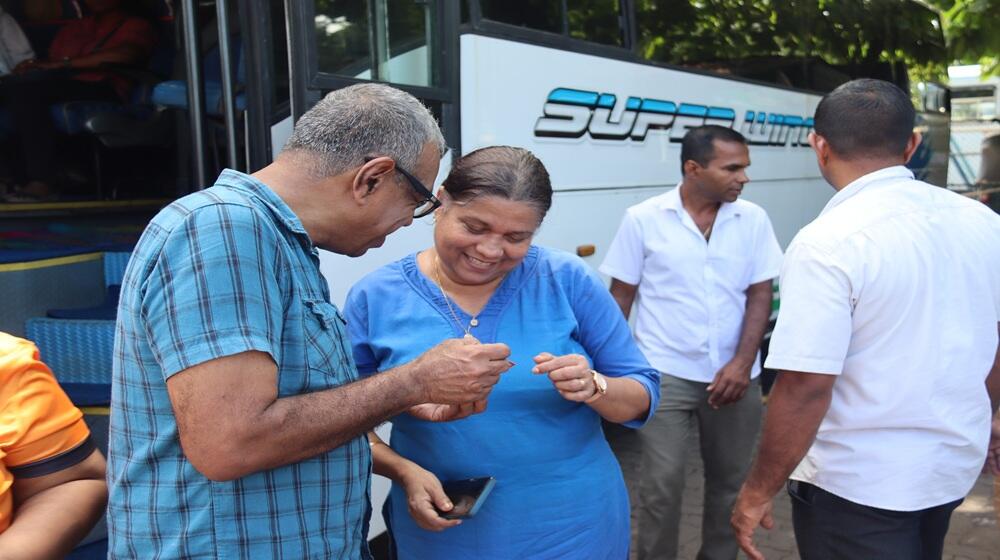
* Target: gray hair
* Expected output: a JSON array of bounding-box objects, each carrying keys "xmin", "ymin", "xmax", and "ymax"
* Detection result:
[{"xmin": 282, "ymin": 83, "xmax": 447, "ymax": 176}]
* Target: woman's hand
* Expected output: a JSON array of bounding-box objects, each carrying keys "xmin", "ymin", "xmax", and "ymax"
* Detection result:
[
  {"xmin": 398, "ymin": 464, "xmax": 463, "ymax": 531},
  {"xmin": 532, "ymin": 352, "xmax": 596, "ymax": 402},
  {"xmin": 408, "ymin": 400, "xmax": 487, "ymax": 422}
]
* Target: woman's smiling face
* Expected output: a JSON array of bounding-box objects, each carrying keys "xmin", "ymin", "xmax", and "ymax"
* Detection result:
[{"xmin": 433, "ymin": 193, "xmax": 542, "ymax": 287}]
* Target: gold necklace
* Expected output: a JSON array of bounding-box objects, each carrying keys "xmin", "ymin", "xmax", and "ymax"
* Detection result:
[
  {"xmin": 434, "ymin": 256, "xmax": 481, "ymax": 338},
  {"xmin": 701, "ymin": 221, "xmax": 713, "ymax": 240}
]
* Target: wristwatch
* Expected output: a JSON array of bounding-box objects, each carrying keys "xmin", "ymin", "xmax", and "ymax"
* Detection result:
[{"xmin": 584, "ymin": 370, "xmax": 608, "ymax": 403}]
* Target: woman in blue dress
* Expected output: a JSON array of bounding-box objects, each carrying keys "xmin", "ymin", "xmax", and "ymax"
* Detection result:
[{"xmin": 344, "ymin": 146, "xmax": 660, "ymax": 559}]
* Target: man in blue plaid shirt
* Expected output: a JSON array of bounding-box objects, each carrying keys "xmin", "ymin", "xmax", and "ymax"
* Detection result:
[{"xmin": 107, "ymin": 84, "xmax": 512, "ymax": 558}]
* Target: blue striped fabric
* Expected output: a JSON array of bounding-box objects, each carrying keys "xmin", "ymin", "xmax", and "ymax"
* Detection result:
[
  {"xmin": 102, "ymin": 251, "xmax": 131, "ymax": 287},
  {"xmin": 26, "ymin": 318, "xmax": 115, "ymax": 384},
  {"xmin": 107, "ymin": 170, "xmax": 371, "ymax": 559}
]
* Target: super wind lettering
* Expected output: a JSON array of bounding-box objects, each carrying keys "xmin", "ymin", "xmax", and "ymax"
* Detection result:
[{"xmin": 533, "ymin": 88, "xmax": 814, "ymax": 147}]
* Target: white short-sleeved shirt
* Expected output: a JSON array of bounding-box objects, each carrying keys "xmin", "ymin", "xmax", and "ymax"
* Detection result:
[
  {"xmin": 601, "ymin": 186, "xmax": 783, "ymax": 383},
  {"xmin": 765, "ymin": 166, "xmax": 1000, "ymax": 511},
  {"xmin": 0, "ymin": 8, "xmax": 33, "ymax": 75}
]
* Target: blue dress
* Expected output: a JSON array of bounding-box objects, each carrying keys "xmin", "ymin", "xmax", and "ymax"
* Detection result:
[{"xmin": 344, "ymin": 246, "xmax": 660, "ymax": 560}]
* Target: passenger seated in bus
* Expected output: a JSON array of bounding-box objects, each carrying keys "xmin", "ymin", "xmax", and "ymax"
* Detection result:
[
  {"xmin": 345, "ymin": 146, "xmax": 660, "ymax": 559},
  {"xmin": 0, "ymin": 331, "xmax": 108, "ymax": 557},
  {"xmin": 0, "ymin": 5, "xmax": 34, "ymax": 76},
  {"xmin": 0, "ymin": 0, "xmax": 155, "ymax": 202}
]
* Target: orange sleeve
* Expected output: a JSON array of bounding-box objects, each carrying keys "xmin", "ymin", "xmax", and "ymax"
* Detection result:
[{"xmin": 0, "ymin": 335, "xmax": 91, "ymax": 472}]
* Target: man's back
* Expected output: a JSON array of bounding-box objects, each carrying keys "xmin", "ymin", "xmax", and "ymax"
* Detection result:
[{"xmin": 771, "ymin": 166, "xmax": 1000, "ymax": 510}]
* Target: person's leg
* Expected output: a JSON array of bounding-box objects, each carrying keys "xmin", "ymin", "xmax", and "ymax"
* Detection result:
[
  {"xmin": 789, "ymin": 481, "xmax": 922, "ymax": 560},
  {"xmin": 918, "ymin": 498, "xmax": 962, "ymax": 560},
  {"xmin": 695, "ymin": 377, "xmax": 762, "ymax": 560},
  {"xmin": 635, "ymin": 374, "xmax": 702, "ymax": 560}
]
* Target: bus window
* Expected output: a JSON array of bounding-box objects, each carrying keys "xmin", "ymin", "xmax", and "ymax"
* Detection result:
[
  {"xmin": 631, "ymin": 0, "xmax": 944, "ymax": 93},
  {"xmin": 479, "ymin": 0, "xmax": 562, "ymax": 34},
  {"xmin": 567, "ymin": 0, "xmax": 623, "ymax": 46},
  {"xmin": 916, "ymin": 81, "xmax": 950, "ymax": 115},
  {"xmin": 479, "ymin": 0, "xmax": 623, "ymax": 46},
  {"xmin": 633, "ymin": 0, "xmax": 696, "ymax": 64},
  {"xmin": 312, "ymin": 0, "xmax": 438, "ymax": 87}
]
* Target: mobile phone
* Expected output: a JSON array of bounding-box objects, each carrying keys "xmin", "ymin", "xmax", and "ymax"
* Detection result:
[{"xmin": 436, "ymin": 476, "xmax": 496, "ymax": 519}]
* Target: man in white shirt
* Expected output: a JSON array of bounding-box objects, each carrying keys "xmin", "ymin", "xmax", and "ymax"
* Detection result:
[
  {"xmin": 731, "ymin": 79, "xmax": 1000, "ymax": 560},
  {"xmin": 602, "ymin": 125, "xmax": 783, "ymax": 560}
]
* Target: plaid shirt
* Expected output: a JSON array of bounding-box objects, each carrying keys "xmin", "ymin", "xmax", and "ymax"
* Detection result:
[{"xmin": 108, "ymin": 170, "xmax": 372, "ymax": 559}]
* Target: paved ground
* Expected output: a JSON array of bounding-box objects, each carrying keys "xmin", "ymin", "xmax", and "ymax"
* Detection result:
[{"xmin": 610, "ymin": 421, "xmax": 1000, "ymax": 560}]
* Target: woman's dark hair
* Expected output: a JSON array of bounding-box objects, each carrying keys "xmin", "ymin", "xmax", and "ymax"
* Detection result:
[{"xmin": 442, "ymin": 146, "xmax": 553, "ymax": 220}]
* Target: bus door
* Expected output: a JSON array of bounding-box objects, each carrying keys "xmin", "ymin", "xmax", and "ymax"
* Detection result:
[
  {"xmin": 283, "ymin": 0, "xmax": 461, "ymax": 150},
  {"xmin": 280, "ymin": 1, "xmax": 462, "ymax": 303},
  {"xmin": 171, "ymin": 0, "xmax": 289, "ymax": 187},
  {"xmin": 280, "ymin": 2, "xmax": 462, "ymax": 542}
]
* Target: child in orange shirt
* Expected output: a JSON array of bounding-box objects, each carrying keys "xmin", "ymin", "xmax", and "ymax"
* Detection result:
[{"xmin": 0, "ymin": 332, "xmax": 107, "ymax": 557}]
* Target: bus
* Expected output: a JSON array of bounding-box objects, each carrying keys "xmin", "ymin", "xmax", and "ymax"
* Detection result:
[
  {"xmin": 0, "ymin": 0, "xmax": 950, "ymax": 554},
  {"xmin": 947, "ymin": 64, "xmax": 1000, "ymax": 207},
  {"xmin": 0, "ymin": 0, "xmax": 952, "ymax": 332}
]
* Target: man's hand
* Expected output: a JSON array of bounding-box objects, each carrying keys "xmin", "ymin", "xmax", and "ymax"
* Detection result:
[
  {"xmin": 731, "ymin": 486, "xmax": 775, "ymax": 560},
  {"xmin": 707, "ymin": 358, "xmax": 752, "ymax": 409},
  {"xmin": 986, "ymin": 414, "xmax": 1000, "ymax": 476},
  {"xmin": 412, "ymin": 337, "xmax": 511, "ymax": 405},
  {"xmin": 409, "ymin": 400, "xmax": 488, "ymax": 422}
]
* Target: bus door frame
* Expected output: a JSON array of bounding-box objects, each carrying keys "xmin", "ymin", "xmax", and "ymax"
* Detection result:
[
  {"xmin": 282, "ymin": 1, "xmax": 462, "ymax": 149},
  {"xmin": 177, "ymin": 0, "xmax": 287, "ymax": 186}
]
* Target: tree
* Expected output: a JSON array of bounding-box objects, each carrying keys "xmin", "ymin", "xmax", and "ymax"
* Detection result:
[
  {"xmin": 633, "ymin": 0, "xmax": 949, "ymax": 86},
  {"xmin": 927, "ymin": 0, "xmax": 1000, "ymax": 75}
]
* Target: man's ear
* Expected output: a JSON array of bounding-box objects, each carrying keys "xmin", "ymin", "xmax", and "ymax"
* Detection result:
[
  {"xmin": 682, "ymin": 159, "xmax": 700, "ymax": 178},
  {"xmin": 351, "ymin": 156, "xmax": 396, "ymax": 202},
  {"xmin": 902, "ymin": 131, "xmax": 923, "ymax": 165},
  {"xmin": 808, "ymin": 131, "xmax": 830, "ymax": 167}
]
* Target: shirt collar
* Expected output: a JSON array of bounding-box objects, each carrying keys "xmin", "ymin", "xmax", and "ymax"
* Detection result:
[
  {"xmin": 820, "ymin": 165, "xmax": 914, "ymax": 216},
  {"xmin": 658, "ymin": 183, "xmax": 742, "ymax": 221},
  {"xmin": 215, "ymin": 168, "xmax": 310, "ymax": 237}
]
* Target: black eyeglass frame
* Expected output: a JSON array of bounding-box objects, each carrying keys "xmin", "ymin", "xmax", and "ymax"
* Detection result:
[{"xmin": 364, "ymin": 156, "xmax": 441, "ymax": 219}]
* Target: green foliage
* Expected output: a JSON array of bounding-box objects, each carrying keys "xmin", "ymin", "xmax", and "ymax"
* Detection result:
[
  {"xmin": 926, "ymin": 0, "xmax": 1000, "ymax": 76},
  {"xmin": 635, "ymin": 0, "xmax": 947, "ymax": 67}
]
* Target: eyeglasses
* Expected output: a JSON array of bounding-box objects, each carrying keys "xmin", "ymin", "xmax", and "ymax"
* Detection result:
[
  {"xmin": 394, "ymin": 164, "xmax": 441, "ymax": 219},
  {"xmin": 364, "ymin": 156, "xmax": 441, "ymax": 219}
]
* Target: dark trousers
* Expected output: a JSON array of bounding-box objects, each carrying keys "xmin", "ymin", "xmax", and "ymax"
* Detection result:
[
  {"xmin": 0, "ymin": 72, "xmax": 117, "ymax": 182},
  {"xmin": 788, "ymin": 480, "xmax": 962, "ymax": 560}
]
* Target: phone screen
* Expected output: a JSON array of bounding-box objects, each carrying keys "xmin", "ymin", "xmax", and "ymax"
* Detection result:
[{"xmin": 437, "ymin": 476, "xmax": 496, "ymax": 520}]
